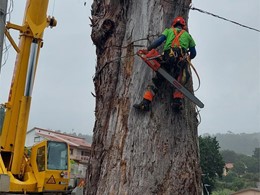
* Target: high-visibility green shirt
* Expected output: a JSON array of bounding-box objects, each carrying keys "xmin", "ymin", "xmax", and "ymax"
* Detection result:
[{"xmin": 162, "ymin": 27, "xmax": 196, "ymax": 51}]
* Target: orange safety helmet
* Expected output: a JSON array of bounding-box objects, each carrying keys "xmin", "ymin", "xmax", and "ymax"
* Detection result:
[{"xmin": 172, "ymin": 16, "xmax": 186, "ymax": 28}]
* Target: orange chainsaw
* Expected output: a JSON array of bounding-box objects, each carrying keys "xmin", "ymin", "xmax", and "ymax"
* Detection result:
[{"xmin": 137, "ymin": 49, "xmax": 204, "ymax": 108}]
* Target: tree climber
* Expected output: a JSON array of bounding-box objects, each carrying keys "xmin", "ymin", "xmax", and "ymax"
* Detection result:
[{"xmin": 133, "ymin": 16, "xmax": 197, "ymax": 112}]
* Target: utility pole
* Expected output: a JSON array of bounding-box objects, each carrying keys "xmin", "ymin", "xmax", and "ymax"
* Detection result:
[{"xmin": 0, "ymin": 0, "xmax": 8, "ymax": 72}]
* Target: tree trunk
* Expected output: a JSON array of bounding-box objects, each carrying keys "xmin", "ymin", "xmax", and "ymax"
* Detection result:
[{"xmin": 86, "ymin": 0, "xmax": 201, "ymax": 194}]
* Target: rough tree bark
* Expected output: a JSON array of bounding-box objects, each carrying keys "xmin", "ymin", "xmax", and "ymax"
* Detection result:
[{"xmin": 86, "ymin": 0, "xmax": 201, "ymax": 194}]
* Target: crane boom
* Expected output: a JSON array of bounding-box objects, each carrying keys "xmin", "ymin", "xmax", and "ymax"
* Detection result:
[
  {"xmin": 0, "ymin": 0, "xmax": 70, "ymax": 193},
  {"xmin": 1, "ymin": 0, "xmax": 51, "ymax": 175}
]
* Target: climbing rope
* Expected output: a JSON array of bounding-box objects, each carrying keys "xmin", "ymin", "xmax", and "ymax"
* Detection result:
[{"xmin": 186, "ymin": 58, "xmax": 201, "ymax": 92}]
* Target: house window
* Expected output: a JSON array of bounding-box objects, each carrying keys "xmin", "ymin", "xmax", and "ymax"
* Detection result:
[
  {"xmin": 34, "ymin": 136, "xmax": 41, "ymax": 143},
  {"xmin": 70, "ymin": 148, "xmax": 73, "ymax": 155},
  {"xmin": 81, "ymin": 151, "xmax": 89, "ymax": 156}
]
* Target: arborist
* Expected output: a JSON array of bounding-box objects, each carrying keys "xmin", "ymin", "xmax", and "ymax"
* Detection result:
[{"xmin": 133, "ymin": 16, "xmax": 197, "ymax": 112}]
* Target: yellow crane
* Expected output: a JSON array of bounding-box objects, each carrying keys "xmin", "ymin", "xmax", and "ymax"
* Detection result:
[{"xmin": 0, "ymin": 0, "xmax": 70, "ymax": 193}]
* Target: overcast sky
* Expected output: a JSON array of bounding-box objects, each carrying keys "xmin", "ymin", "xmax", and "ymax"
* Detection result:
[{"xmin": 0, "ymin": 0, "xmax": 259, "ymax": 136}]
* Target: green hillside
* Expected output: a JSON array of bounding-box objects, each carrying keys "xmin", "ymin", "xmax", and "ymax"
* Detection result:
[{"xmin": 204, "ymin": 132, "xmax": 260, "ymax": 155}]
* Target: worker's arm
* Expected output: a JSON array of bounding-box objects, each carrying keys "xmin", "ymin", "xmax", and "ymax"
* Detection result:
[
  {"xmin": 147, "ymin": 35, "xmax": 166, "ymax": 51},
  {"xmin": 189, "ymin": 46, "xmax": 196, "ymax": 59}
]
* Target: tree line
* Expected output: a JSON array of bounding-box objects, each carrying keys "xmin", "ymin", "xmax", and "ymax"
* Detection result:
[
  {"xmin": 199, "ymin": 135, "xmax": 260, "ymax": 195},
  {"xmin": 202, "ymin": 132, "xmax": 260, "ymax": 156}
]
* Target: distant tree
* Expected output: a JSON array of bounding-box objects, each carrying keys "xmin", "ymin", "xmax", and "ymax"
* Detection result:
[
  {"xmin": 199, "ymin": 136, "xmax": 225, "ymax": 194},
  {"xmin": 221, "ymin": 149, "xmax": 259, "ymax": 175},
  {"xmin": 231, "ymin": 178, "xmax": 246, "ymax": 191},
  {"xmin": 252, "ymin": 147, "xmax": 260, "ymax": 159},
  {"xmin": 215, "ymin": 133, "xmax": 260, "ymax": 155},
  {"xmin": 243, "ymin": 173, "xmax": 260, "ymax": 182},
  {"xmin": 214, "ymin": 149, "xmax": 260, "ymax": 193},
  {"xmin": 212, "ymin": 189, "xmax": 234, "ymax": 195},
  {"xmin": 232, "ymin": 151, "xmax": 259, "ymax": 175},
  {"xmin": 248, "ymin": 148, "xmax": 260, "ymax": 175},
  {"xmin": 233, "ymin": 161, "xmax": 246, "ymax": 175},
  {"xmin": 221, "ymin": 150, "xmax": 238, "ymax": 162},
  {"xmin": 222, "ymin": 171, "xmax": 237, "ymax": 183}
]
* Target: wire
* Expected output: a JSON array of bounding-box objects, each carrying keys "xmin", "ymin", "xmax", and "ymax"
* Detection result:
[
  {"xmin": 1, "ymin": 42, "xmax": 11, "ymax": 68},
  {"xmin": 162, "ymin": 0, "xmax": 260, "ymax": 33},
  {"xmin": 0, "ymin": 0, "xmax": 13, "ymax": 71},
  {"xmin": 190, "ymin": 6, "xmax": 260, "ymax": 33},
  {"xmin": 6, "ymin": 0, "xmax": 13, "ymax": 22},
  {"xmin": 51, "ymin": 0, "xmax": 56, "ymax": 16}
]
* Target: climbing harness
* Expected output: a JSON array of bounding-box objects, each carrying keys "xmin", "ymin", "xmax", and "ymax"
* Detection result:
[{"xmin": 169, "ymin": 28, "xmax": 201, "ymax": 92}]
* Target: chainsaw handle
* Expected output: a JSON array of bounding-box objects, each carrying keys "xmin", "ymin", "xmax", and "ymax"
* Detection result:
[
  {"xmin": 137, "ymin": 49, "xmax": 149, "ymax": 55},
  {"xmin": 137, "ymin": 49, "xmax": 161, "ymax": 71}
]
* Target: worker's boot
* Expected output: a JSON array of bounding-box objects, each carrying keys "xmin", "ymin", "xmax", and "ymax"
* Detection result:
[
  {"xmin": 172, "ymin": 98, "xmax": 183, "ymax": 113},
  {"xmin": 133, "ymin": 99, "xmax": 151, "ymax": 111}
]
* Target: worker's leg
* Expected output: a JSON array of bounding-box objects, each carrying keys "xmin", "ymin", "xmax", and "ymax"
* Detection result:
[
  {"xmin": 172, "ymin": 65, "xmax": 185, "ymax": 112},
  {"xmin": 133, "ymin": 73, "xmax": 164, "ymax": 111}
]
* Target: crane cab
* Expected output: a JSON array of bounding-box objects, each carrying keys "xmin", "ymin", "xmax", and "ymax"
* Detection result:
[
  {"xmin": 30, "ymin": 140, "xmax": 70, "ymax": 192},
  {"xmin": 0, "ymin": 140, "xmax": 70, "ymax": 193}
]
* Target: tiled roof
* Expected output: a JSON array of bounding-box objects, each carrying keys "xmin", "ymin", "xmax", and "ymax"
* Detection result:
[
  {"xmin": 225, "ymin": 163, "xmax": 234, "ymax": 169},
  {"xmin": 33, "ymin": 127, "xmax": 91, "ymax": 148}
]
